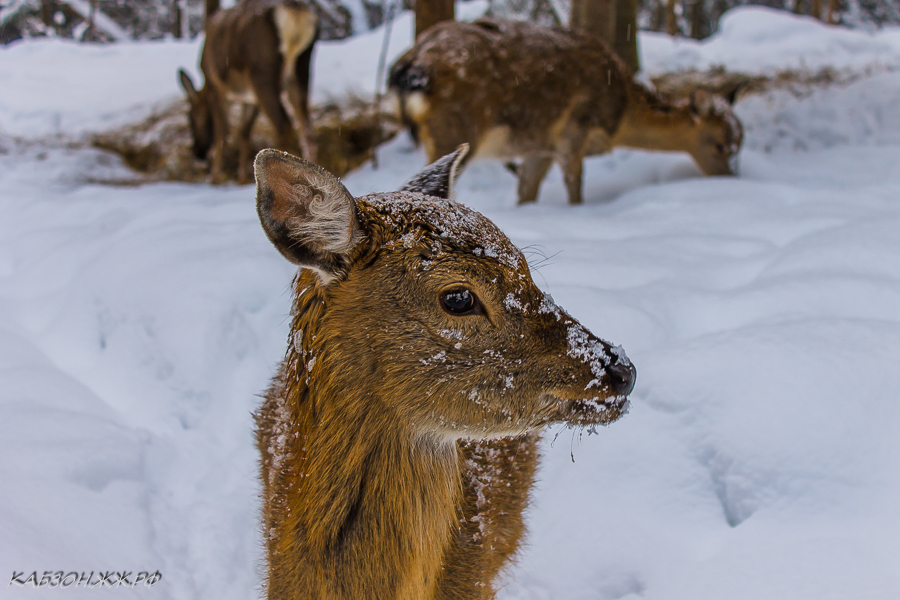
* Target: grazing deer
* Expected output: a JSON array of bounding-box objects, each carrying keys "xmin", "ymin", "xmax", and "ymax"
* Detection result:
[
  {"xmin": 388, "ymin": 18, "xmax": 743, "ymax": 205},
  {"xmin": 178, "ymin": 0, "xmax": 318, "ymax": 183},
  {"xmin": 253, "ymin": 144, "xmax": 636, "ymax": 599}
]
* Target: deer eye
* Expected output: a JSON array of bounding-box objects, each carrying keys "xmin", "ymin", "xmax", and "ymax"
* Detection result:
[
  {"xmin": 440, "ymin": 288, "xmax": 481, "ymax": 316},
  {"xmin": 715, "ymin": 143, "xmax": 727, "ymax": 154}
]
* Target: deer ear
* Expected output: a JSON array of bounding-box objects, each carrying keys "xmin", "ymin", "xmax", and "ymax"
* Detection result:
[
  {"xmin": 178, "ymin": 69, "xmax": 199, "ymax": 103},
  {"xmin": 723, "ymin": 82, "xmax": 745, "ymax": 106},
  {"xmin": 254, "ymin": 149, "xmax": 363, "ymax": 282},
  {"xmin": 690, "ymin": 88, "xmax": 715, "ymax": 118},
  {"xmin": 400, "ymin": 144, "xmax": 469, "ymax": 199}
]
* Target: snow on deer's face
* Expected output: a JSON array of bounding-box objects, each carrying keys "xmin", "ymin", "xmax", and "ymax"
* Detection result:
[{"xmin": 255, "ymin": 145, "xmax": 635, "ymax": 442}]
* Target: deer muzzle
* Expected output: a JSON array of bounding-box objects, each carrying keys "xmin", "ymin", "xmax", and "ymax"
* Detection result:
[
  {"xmin": 540, "ymin": 327, "xmax": 636, "ymax": 427},
  {"xmin": 532, "ymin": 295, "xmax": 636, "ymax": 426}
]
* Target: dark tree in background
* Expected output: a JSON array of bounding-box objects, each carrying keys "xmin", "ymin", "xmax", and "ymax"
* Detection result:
[
  {"xmin": 171, "ymin": 0, "xmax": 184, "ymax": 37},
  {"xmin": 570, "ymin": 0, "xmax": 615, "ymax": 42},
  {"xmin": 615, "ymin": 0, "xmax": 640, "ymax": 71},
  {"xmin": 415, "ymin": 0, "xmax": 454, "ymax": 37},
  {"xmin": 570, "ymin": 0, "xmax": 640, "ymax": 71}
]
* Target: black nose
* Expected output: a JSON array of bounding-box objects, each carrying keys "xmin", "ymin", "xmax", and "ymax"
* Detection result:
[{"xmin": 607, "ymin": 362, "xmax": 636, "ymax": 396}]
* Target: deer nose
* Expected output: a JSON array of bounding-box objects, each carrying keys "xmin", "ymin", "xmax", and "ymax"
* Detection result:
[{"xmin": 607, "ymin": 361, "xmax": 636, "ymax": 396}]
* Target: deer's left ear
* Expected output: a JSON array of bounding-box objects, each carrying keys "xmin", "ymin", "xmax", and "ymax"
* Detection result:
[
  {"xmin": 255, "ymin": 149, "xmax": 364, "ymax": 283},
  {"xmin": 400, "ymin": 144, "xmax": 469, "ymax": 199},
  {"xmin": 178, "ymin": 69, "xmax": 199, "ymax": 103}
]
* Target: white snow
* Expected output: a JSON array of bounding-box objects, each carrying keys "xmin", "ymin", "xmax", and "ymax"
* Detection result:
[
  {"xmin": 641, "ymin": 6, "xmax": 900, "ymax": 74},
  {"xmin": 2, "ymin": 6, "xmax": 900, "ymax": 600}
]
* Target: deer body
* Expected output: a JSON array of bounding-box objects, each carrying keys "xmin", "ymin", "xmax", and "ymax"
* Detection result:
[
  {"xmin": 253, "ymin": 145, "xmax": 636, "ymax": 599},
  {"xmin": 388, "ymin": 18, "xmax": 743, "ymax": 205},
  {"xmin": 179, "ymin": 0, "xmax": 317, "ymax": 183}
]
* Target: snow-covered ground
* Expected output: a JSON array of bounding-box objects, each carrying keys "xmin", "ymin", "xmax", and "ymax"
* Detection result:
[{"xmin": 2, "ymin": 6, "xmax": 900, "ymax": 600}]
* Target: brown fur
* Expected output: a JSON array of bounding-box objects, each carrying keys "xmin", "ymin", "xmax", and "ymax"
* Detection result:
[
  {"xmin": 253, "ymin": 146, "xmax": 636, "ymax": 599},
  {"xmin": 388, "ymin": 18, "xmax": 743, "ymax": 205},
  {"xmin": 178, "ymin": 0, "xmax": 318, "ymax": 183}
]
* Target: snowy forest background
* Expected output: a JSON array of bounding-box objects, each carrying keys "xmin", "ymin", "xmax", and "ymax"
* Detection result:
[{"xmin": 2, "ymin": 0, "xmax": 900, "ymax": 45}]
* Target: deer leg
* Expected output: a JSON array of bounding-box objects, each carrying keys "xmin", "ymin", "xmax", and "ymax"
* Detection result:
[
  {"xmin": 556, "ymin": 136, "xmax": 588, "ymax": 205},
  {"xmin": 286, "ymin": 42, "xmax": 316, "ymax": 162},
  {"xmin": 419, "ymin": 118, "xmax": 475, "ymax": 164},
  {"xmin": 237, "ymin": 104, "xmax": 260, "ymax": 182},
  {"xmin": 421, "ymin": 128, "xmax": 439, "ymax": 163},
  {"xmin": 426, "ymin": 135, "xmax": 466, "ymax": 163},
  {"xmin": 209, "ymin": 88, "xmax": 230, "ymax": 183},
  {"xmin": 561, "ymin": 156, "xmax": 584, "ymax": 205},
  {"xmin": 516, "ymin": 155, "xmax": 553, "ymax": 205},
  {"xmin": 237, "ymin": 104, "xmax": 260, "ymax": 185},
  {"xmin": 250, "ymin": 72, "xmax": 300, "ymax": 157}
]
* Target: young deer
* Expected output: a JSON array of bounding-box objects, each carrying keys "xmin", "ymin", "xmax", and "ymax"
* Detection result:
[
  {"xmin": 178, "ymin": 0, "xmax": 318, "ymax": 183},
  {"xmin": 388, "ymin": 18, "xmax": 743, "ymax": 205},
  {"xmin": 253, "ymin": 144, "xmax": 636, "ymax": 599}
]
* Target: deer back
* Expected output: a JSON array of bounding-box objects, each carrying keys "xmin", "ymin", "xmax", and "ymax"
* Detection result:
[
  {"xmin": 389, "ymin": 18, "xmax": 743, "ymax": 181},
  {"xmin": 389, "ymin": 19, "xmax": 631, "ymax": 160}
]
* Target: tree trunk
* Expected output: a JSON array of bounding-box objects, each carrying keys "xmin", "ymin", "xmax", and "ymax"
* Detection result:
[
  {"xmin": 84, "ymin": 0, "xmax": 96, "ymax": 41},
  {"xmin": 206, "ymin": 0, "xmax": 220, "ymax": 20},
  {"xmin": 614, "ymin": 0, "xmax": 639, "ymax": 72},
  {"xmin": 688, "ymin": 0, "xmax": 707, "ymax": 39},
  {"xmin": 664, "ymin": 0, "xmax": 678, "ymax": 35},
  {"xmin": 649, "ymin": 0, "xmax": 664, "ymax": 31},
  {"xmin": 810, "ymin": 0, "xmax": 822, "ymax": 19},
  {"xmin": 825, "ymin": 0, "xmax": 839, "ymax": 23},
  {"xmin": 570, "ymin": 0, "xmax": 615, "ymax": 46},
  {"xmin": 172, "ymin": 0, "xmax": 183, "ymax": 38},
  {"xmin": 41, "ymin": 1, "xmax": 54, "ymax": 31},
  {"xmin": 415, "ymin": 0, "xmax": 454, "ymax": 39}
]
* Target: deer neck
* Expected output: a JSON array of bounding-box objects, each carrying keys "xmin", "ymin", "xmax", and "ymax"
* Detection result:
[
  {"xmin": 611, "ymin": 87, "xmax": 698, "ymax": 155},
  {"xmin": 268, "ymin": 277, "xmax": 463, "ymax": 597}
]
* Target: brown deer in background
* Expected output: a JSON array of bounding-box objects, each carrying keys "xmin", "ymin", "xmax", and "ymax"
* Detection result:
[
  {"xmin": 178, "ymin": 0, "xmax": 318, "ymax": 183},
  {"xmin": 253, "ymin": 144, "xmax": 636, "ymax": 599},
  {"xmin": 388, "ymin": 18, "xmax": 743, "ymax": 205}
]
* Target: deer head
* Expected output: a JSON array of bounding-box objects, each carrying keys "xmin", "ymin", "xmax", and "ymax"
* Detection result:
[
  {"xmin": 178, "ymin": 69, "xmax": 214, "ymax": 161},
  {"xmin": 687, "ymin": 88, "xmax": 744, "ymax": 176},
  {"xmin": 254, "ymin": 145, "xmax": 635, "ymax": 441}
]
